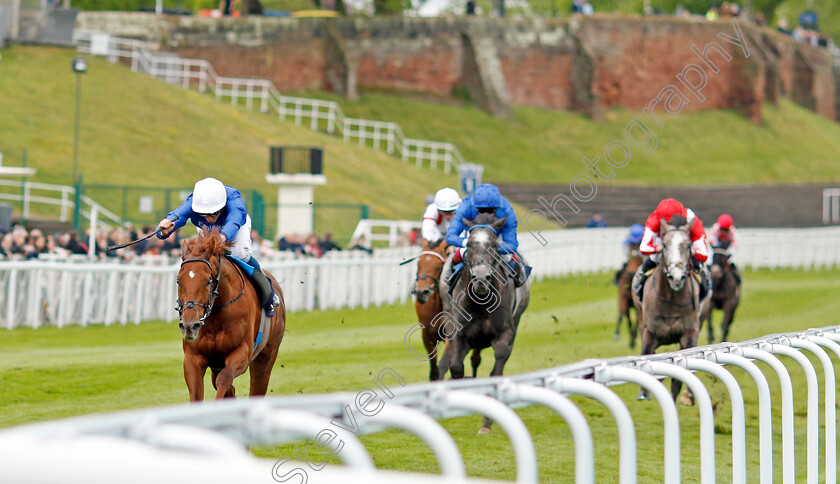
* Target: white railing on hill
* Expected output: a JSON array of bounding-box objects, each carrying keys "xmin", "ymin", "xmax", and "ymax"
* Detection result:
[
  {"xmin": 2, "ymin": 326, "xmax": 839, "ymax": 483},
  {"xmin": 74, "ymin": 33, "xmax": 465, "ymax": 174},
  {"xmin": 351, "ymin": 219, "xmax": 422, "ymax": 247},
  {"xmin": 0, "ymin": 179, "xmax": 122, "ymax": 228},
  {"xmin": 0, "ymin": 227, "xmax": 838, "ymax": 329}
]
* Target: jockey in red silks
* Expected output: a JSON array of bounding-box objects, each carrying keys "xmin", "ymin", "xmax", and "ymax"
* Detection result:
[
  {"xmin": 158, "ymin": 177, "xmax": 280, "ymax": 316},
  {"xmin": 709, "ymin": 213, "xmax": 742, "ymax": 284},
  {"xmin": 421, "ymin": 188, "xmax": 461, "ymax": 247},
  {"xmin": 632, "ymin": 198, "xmax": 711, "ymax": 301}
]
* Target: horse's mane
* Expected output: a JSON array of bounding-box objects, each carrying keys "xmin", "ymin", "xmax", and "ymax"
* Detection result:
[
  {"xmin": 181, "ymin": 228, "xmax": 231, "ymax": 259},
  {"xmin": 473, "ymin": 213, "xmax": 498, "ymax": 226},
  {"xmin": 668, "ymin": 214, "xmax": 687, "ymax": 227}
]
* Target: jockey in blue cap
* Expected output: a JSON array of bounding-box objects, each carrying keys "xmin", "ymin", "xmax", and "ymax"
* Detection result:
[
  {"xmin": 614, "ymin": 223, "xmax": 644, "ymax": 285},
  {"xmin": 443, "ymin": 183, "xmax": 529, "ymax": 287},
  {"xmin": 157, "ymin": 177, "xmax": 281, "ymax": 316}
]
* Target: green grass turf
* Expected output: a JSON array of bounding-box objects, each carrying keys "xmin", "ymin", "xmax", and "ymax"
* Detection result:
[{"xmin": 1, "ymin": 267, "xmax": 838, "ymax": 481}]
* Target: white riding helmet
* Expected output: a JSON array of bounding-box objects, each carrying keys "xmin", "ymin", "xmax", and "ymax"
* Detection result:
[
  {"xmin": 191, "ymin": 178, "xmax": 227, "ymax": 214},
  {"xmin": 434, "ymin": 188, "xmax": 461, "ymax": 212}
]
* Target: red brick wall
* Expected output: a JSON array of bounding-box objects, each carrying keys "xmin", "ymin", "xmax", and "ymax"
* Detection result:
[
  {"xmin": 576, "ymin": 18, "xmax": 754, "ymax": 114},
  {"xmin": 78, "ymin": 13, "xmax": 835, "ymax": 122},
  {"xmin": 175, "ymin": 41, "xmax": 326, "ymax": 93},
  {"xmin": 498, "ymin": 47, "xmax": 576, "ymax": 109},
  {"xmin": 350, "ymin": 39, "xmax": 463, "ymax": 96}
]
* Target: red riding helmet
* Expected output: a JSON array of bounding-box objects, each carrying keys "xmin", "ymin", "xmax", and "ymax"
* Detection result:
[
  {"xmin": 717, "ymin": 214, "xmax": 733, "ymax": 230},
  {"xmin": 655, "ymin": 198, "xmax": 685, "ymax": 219}
]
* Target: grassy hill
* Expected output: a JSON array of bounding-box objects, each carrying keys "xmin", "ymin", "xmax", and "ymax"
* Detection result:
[
  {"xmin": 0, "ymin": 46, "xmax": 457, "ymax": 242},
  {"xmin": 309, "ymin": 90, "xmax": 840, "ymax": 186},
  {"xmin": 2, "ymin": 45, "xmax": 839, "ymax": 241}
]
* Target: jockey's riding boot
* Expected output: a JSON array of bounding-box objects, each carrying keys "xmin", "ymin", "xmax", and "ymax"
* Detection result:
[
  {"xmin": 693, "ymin": 258, "xmax": 711, "ymax": 301},
  {"xmin": 730, "ymin": 263, "xmax": 742, "ymax": 285},
  {"xmin": 614, "ymin": 261, "xmax": 628, "ymax": 285},
  {"xmin": 444, "ymin": 249, "xmax": 465, "ymax": 291},
  {"xmin": 632, "ymin": 257, "xmax": 657, "ymax": 301},
  {"xmin": 247, "ymin": 256, "xmax": 280, "ymax": 317},
  {"xmin": 507, "ymin": 260, "xmax": 526, "ymax": 287}
]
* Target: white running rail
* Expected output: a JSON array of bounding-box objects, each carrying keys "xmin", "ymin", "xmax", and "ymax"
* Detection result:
[
  {"xmin": 1, "ymin": 326, "xmax": 838, "ymax": 483},
  {"xmin": 0, "ymin": 227, "xmax": 839, "ymax": 328},
  {"xmin": 74, "ymin": 33, "xmax": 465, "ymax": 174}
]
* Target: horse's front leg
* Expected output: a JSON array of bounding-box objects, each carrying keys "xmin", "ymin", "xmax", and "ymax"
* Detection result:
[
  {"xmin": 614, "ymin": 312, "xmax": 624, "ymax": 341},
  {"xmin": 214, "ymin": 343, "xmax": 250, "ymax": 399},
  {"xmin": 183, "ymin": 353, "xmax": 208, "ymax": 402},
  {"xmin": 448, "ymin": 336, "xmax": 472, "ymax": 380},
  {"xmin": 707, "ymin": 310, "xmax": 715, "ymax": 344},
  {"xmin": 436, "ymin": 330, "xmax": 461, "ymax": 380},
  {"xmin": 637, "ymin": 326, "xmax": 658, "ymax": 400},
  {"xmin": 721, "ymin": 302, "xmax": 738, "ymax": 342},
  {"xmin": 470, "ymin": 349, "xmax": 482, "ymax": 378},
  {"xmin": 422, "ymin": 326, "xmax": 440, "ymax": 381}
]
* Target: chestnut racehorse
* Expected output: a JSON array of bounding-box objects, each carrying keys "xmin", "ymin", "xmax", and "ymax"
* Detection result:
[
  {"xmin": 177, "ymin": 230, "xmax": 285, "ymax": 401},
  {"xmin": 411, "ymin": 240, "xmax": 483, "ymax": 380}
]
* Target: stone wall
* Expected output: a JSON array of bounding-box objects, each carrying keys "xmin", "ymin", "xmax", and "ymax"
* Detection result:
[{"xmin": 75, "ymin": 12, "xmax": 837, "ymax": 123}]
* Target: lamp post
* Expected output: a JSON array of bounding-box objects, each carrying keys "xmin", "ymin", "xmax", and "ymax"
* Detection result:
[
  {"xmin": 72, "ymin": 57, "xmax": 87, "ymax": 232},
  {"xmin": 71, "ymin": 57, "xmax": 87, "ymax": 185}
]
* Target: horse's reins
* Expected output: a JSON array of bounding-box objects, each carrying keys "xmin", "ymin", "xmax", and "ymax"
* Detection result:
[
  {"xmin": 413, "ymin": 250, "xmax": 446, "ymax": 294},
  {"xmin": 176, "ymin": 253, "xmax": 246, "ymax": 325}
]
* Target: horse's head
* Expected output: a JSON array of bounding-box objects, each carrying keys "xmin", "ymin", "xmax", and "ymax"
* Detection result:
[
  {"xmin": 176, "ymin": 229, "xmax": 230, "ymax": 341},
  {"xmin": 660, "ymin": 215, "xmax": 692, "ymax": 292},
  {"xmin": 462, "ymin": 214, "xmax": 507, "ymax": 298},
  {"xmin": 413, "ymin": 240, "xmax": 447, "ymax": 304},
  {"xmin": 710, "ymin": 248, "xmax": 729, "ymax": 283}
]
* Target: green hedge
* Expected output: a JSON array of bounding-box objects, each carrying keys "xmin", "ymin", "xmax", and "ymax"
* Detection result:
[{"xmin": 70, "ymin": 0, "xmax": 218, "ymax": 12}]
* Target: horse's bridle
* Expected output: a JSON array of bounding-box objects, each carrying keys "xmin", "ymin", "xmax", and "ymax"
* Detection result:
[
  {"xmin": 175, "ymin": 253, "xmax": 246, "ymax": 326},
  {"xmin": 412, "ymin": 250, "xmax": 446, "ymax": 294}
]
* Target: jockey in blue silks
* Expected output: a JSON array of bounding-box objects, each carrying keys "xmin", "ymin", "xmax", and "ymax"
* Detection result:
[
  {"xmin": 443, "ymin": 183, "xmax": 529, "ymax": 288},
  {"xmin": 614, "ymin": 223, "xmax": 644, "ymax": 285},
  {"xmin": 157, "ymin": 177, "xmax": 281, "ymax": 316}
]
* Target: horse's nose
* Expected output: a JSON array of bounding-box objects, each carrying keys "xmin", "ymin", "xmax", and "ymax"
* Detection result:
[
  {"xmin": 191, "ymin": 323, "xmax": 201, "ymax": 333},
  {"xmin": 179, "ymin": 322, "xmax": 185, "ymax": 331}
]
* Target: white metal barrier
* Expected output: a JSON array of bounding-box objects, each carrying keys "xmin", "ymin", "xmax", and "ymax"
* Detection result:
[
  {"xmin": 74, "ymin": 33, "xmax": 465, "ymax": 174},
  {"xmin": 351, "ymin": 219, "xmax": 423, "ymax": 248},
  {"xmin": 1, "ymin": 227, "xmax": 839, "ymax": 328},
  {"xmin": 2, "ymin": 326, "xmax": 839, "ymax": 483},
  {"xmin": 0, "ymin": 179, "xmax": 121, "ymax": 226}
]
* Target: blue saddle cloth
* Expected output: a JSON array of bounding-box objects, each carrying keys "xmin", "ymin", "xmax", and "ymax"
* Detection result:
[{"xmin": 226, "ymin": 255, "xmax": 266, "ymax": 353}]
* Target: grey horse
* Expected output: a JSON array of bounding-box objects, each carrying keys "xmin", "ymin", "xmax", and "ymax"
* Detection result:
[
  {"xmin": 633, "ymin": 215, "xmax": 701, "ymax": 403},
  {"xmin": 438, "ymin": 213, "xmax": 531, "ymax": 433}
]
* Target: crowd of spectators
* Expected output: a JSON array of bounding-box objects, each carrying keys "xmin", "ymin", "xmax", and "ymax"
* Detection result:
[
  {"xmin": 0, "ymin": 220, "xmax": 429, "ymax": 263},
  {"xmin": 641, "ymin": 2, "xmax": 834, "ymax": 50}
]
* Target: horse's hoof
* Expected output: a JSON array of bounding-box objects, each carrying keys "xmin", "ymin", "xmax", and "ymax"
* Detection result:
[
  {"xmin": 613, "ymin": 333, "xmax": 621, "ymax": 341},
  {"xmin": 637, "ymin": 390, "xmax": 651, "ymax": 400},
  {"xmin": 477, "ymin": 427, "xmax": 493, "ymax": 435}
]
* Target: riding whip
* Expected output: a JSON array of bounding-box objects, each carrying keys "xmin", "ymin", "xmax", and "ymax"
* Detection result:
[{"xmin": 107, "ymin": 216, "xmax": 179, "ymax": 251}]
